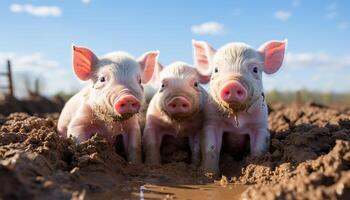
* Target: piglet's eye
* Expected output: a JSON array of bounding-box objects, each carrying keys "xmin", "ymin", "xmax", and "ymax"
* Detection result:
[
  {"xmin": 194, "ymin": 82, "xmax": 198, "ymax": 87},
  {"xmin": 99, "ymin": 76, "xmax": 106, "ymax": 82},
  {"xmin": 253, "ymin": 67, "xmax": 258, "ymax": 73},
  {"xmin": 214, "ymin": 67, "xmax": 218, "ymax": 73},
  {"xmin": 139, "ymin": 79, "xmax": 142, "ymax": 84},
  {"xmin": 161, "ymin": 83, "xmax": 165, "ymax": 88}
]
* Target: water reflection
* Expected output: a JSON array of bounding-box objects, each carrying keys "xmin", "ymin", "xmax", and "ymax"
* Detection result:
[
  {"xmin": 136, "ymin": 183, "xmax": 246, "ymax": 200},
  {"xmin": 90, "ymin": 182, "xmax": 246, "ymax": 200}
]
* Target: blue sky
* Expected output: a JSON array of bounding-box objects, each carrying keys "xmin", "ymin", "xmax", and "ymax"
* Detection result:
[{"xmin": 0, "ymin": 0, "xmax": 349, "ymax": 96}]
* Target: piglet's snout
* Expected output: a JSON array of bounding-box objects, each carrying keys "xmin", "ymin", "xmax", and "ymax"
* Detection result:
[
  {"xmin": 220, "ymin": 81, "xmax": 248, "ymax": 103},
  {"xmin": 166, "ymin": 96, "xmax": 192, "ymax": 115},
  {"xmin": 114, "ymin": 95, "xmax": 141, "ymax": 115}
]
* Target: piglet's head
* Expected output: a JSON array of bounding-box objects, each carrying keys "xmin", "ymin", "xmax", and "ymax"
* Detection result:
[
  {"xmin": 155, "ymin": 62, "xmax": 209, "ymax": 121},
  {"xmin": 73, "ymin": 45, "xmax": 159, "ymax": 121},
  {"xmin": 192, "ymin": 39, "xmax": 287, "ymax": 113}
]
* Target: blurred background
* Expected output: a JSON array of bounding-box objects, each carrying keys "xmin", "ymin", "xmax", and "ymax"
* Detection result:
[{"xmin": 0, "ymin": 0, "xmax": 349, "ymax": 109}]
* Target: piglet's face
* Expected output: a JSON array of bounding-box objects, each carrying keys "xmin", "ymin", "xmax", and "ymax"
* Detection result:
[
  {"xmin": 210, "ymin": 43, "xmax": 265, "ymax": 112},
  {"xmin": 73, "ymin": 46, "xmax": 158, "ymax": 121},
  {"xmin": 156, "ymin": 62, "xmax": 208, "ymax": 121},
  {"xmin": 193, "ymin": 40, "xmax": 287, "ymax": 113}
]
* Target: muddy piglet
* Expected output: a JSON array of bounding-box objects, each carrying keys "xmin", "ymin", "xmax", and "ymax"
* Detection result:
[
  {"xmin": 192, "ymin": 39, "xmax": 287, "ymax": 174},
  {"xmin": 57, "ymin": 46, "xmax": 159, "ymax": 164},
  {"xmin": 143, "ymin": 62, "xmax": 209, "ymax": 165}
]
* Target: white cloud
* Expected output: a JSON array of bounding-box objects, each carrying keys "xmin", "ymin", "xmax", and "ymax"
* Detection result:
[
  {"xmin": 325, "ymin": 3, "xmax": 348, "ymax": 31},
  {"xmin": 337, "ymin": 22, "xmax": 348, "ymax": 31},
  {"xmin": 232, "ymin": 9, "xmax": 241, "ymax": 16},
  {"xmin": 327, "ymin": 3, "xmax": 337, "ymax": 11},
  {"xmin": 0, "ymin": 52, "xmax": 59, "ymax": 72},
  {"xmin": 264, "ymin": 50, "xmax": 350, "ymax": 92},
  {"xmin": 274, "ymin": 10, "xmax": 291, "ymax": 21},
  {"xmin": 191, "ymin": 21, "xmax": 226, "ymax": 35},
  {"xmin": 326, "ymin": 3, "xmax": 337, "ymax": 20},
  {"xmin": 285, "ymin": 52, "xmax": 350, "ymax": 69},
  {"xmin": 263, "ymin": 69, "xmax": 350, "ymax": 92},
  {"xmin": 326, "ymin": 11, "xmax": 337, "ymax": 20},
  {"xmin": 292, "ymin": 0, "xmax": 301, "ymax": 8},
  {"xmin": 81, "ymin": 0, "xmax": 91, "ymax": 4},
  {"xmin": 0, "ymin": 52, "xmax": 79, "ymax": 97},
  {"xmin": 9, "ymin": 4, "xmax": 62, "ymax": 17}
]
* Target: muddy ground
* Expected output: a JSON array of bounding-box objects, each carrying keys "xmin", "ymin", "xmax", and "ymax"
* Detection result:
[{"xmin": 0, "ymin": 102, "xmax": 349, "ymax": 200}]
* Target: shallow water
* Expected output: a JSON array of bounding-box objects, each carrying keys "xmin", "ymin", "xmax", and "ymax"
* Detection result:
[{"xmin": 90, "ymin": 182, "xmax": 247, "ymax": 200}]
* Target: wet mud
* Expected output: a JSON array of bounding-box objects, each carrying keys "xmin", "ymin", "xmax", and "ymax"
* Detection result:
[{"xmin": 0, "ymin": 102, "xmax": 349, "ymax": 199}]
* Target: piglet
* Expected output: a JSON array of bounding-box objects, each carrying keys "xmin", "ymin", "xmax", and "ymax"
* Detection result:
[
  {"xmin": 192, "ymin": 39, "xmax": 287, "ymax": 174},
  {"xmin": 143, "ymin": 62, "xmax": 164, "ymax": 103},
  {"xmin": 143, "ymin": 62, "xmax": 209, "ymax": 165},
  {"xmin": 57, "ymin": 46, "xmax": 159, "ymax": 164},
  {"xmin": 138, "ymin": 62, "xmax": 164, "ymax": 130}
]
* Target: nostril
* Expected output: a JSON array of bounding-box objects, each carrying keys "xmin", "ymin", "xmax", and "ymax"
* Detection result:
[
  {"xmin": 225, "ymin": 90, "xmax": 230, "ymax": 96},
  {"xmin": 171, "ymin": 104, "xmax": 176, "ymax": 108},
  {"xmin": 237, "ymin": 90, "xmax": 243, "ymax": 95},
  {"xmin": 114, "ymin": 95, "xmax": 141, "ymax": 114},
  {"xmin": 182, "ymin": 104, "xmax": 188, "ymax": 108}
]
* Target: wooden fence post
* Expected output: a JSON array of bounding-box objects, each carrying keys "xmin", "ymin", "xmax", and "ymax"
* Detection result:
[{"xmin": 7, "ymin": 60, "xmax": 14, "ymax": 98}]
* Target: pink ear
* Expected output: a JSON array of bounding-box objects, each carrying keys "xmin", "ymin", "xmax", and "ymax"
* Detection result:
[
  {"xmin": 259, "ymin": 40, "xmax": 287, "ymax": 74},
  {"xmin": 192, "ymin": 40, "xmax": 216, "ymax": 77},
  {"xmin": 197, "ymin": 73, "xmax": 211, "ymax": 84},
  {"xmin": 149, "ymin": 62, "xmax": 163, "ymax": 84},
  {"xmin": 138, "ymin": 51, "xmax": 159, "ymax": 84},
  {"xmin": 72, "ymin": 45, "xmax": 97, "ymax": 81}
]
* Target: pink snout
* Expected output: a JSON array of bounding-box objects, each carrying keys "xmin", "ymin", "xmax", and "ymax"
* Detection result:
[
  {"xmin": 166, "ymin": 96, "xmax": 192, "ymax": 115},
  {"xmin": 220, "ymin": 81, "xmax": 248, "ymax": 103},
  {"xmin": 114, "ymin": 95, "xmax": 141, "ymax": 115}
]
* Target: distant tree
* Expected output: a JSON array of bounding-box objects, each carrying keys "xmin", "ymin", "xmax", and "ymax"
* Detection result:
[{"xmin": 23, "ymin": 75, "xmax": 44, "ymax": 97}]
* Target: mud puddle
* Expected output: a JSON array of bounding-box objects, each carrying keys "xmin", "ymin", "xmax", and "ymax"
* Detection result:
[{"xmin": 90, "ymin": 181, "xmax": 246, "ymax": 200}]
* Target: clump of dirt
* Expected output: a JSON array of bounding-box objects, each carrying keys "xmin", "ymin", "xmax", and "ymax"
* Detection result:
[{"xmin": 0, "ymin": 103, "xmax": 349, "ymax": 199}]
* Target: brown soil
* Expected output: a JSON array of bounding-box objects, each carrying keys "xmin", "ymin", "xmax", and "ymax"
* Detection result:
[{"xmin": 0, "ymin": 102, "xmax": 349, "ymax": 200}]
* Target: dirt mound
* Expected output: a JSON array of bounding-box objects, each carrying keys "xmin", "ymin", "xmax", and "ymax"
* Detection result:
[
  {"xmin": 232, "ymin": 103, "xmax": 350, "ymax": 199},
  {"xmin": 241, "ymin": 140, "xmax": 350, "ymax": 200},
  {"xmin": 0, "ymin": 103, "xmax": 349, "ymax": 199}
]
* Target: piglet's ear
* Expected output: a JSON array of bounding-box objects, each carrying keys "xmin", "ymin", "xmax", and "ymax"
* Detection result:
[
  {"xmin": 72, "ymin": 45, "xmax": 98, "ymax": 81},
  {"xmin": 192, "ymin": 40, "xmax": 216, "ymax": 77},
  {"xmin": 150, "ymin": 62, "xmax": 163, "ymax": 85},
  {"xmin": 259, "ymin": 39, "xmax": 287, "ymax": 74},
  {"xmin": 196, "ymin": 70, "xmax": 211, "ymax": 84},
  {"xmin": 138, "ymin": 51, "xmax": 159, "ymax": 84}
]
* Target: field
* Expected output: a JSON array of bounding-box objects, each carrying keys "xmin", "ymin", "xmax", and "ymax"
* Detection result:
[{"xmin": 0, "ymin": 99, "xmax": 349, "ymax": 199}]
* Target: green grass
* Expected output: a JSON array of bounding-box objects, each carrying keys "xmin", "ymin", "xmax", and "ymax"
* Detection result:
[{"xmin": 265, "ymin": 89, "xmax": 350, "ymax": 106}]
